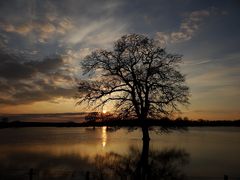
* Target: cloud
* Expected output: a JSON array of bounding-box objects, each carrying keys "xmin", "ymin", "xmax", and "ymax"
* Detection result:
[
  {"xmin": 155, "ymin": 8, "xmax": 226, "ymax": 44},
  {"xmin": 183, "ymin": 59, "xmax": 212, "ymax": 66},
  {"xmin": 170, "ymin": 10, "xmax": 210, "ymax": 43},
  {"xmin": 188, "ymin": 66, "xmax": 240, "ymax": 87},
  {"xmin": 63, "ymin": 17, "xmax": 128, "ymax": 49},
  {"xmin": 0, "ymin": 49, "xmax": 78, "ymax": 105},
  {"xmin": 155, "ymin": 32, "xmax": 169, "ymax": 47},
  {"xmin": 0, "ymin": 80, "xmax": 76, "ymax": 105},
  {"xmin": 0, "ymin": 0, "xmax": 126, "ymax": 47},
  {"xmin": 0, "ymin": 17, "xmax": 73, "ymax": 43},
  {"xmin": 0, "ymin": 61, "xmax": 35, "ymax": 80}
]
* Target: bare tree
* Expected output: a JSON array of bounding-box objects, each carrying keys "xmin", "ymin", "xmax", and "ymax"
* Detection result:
[{"xmin": 77, "ymin": 34, "xmax": 189, "ymax": 140}]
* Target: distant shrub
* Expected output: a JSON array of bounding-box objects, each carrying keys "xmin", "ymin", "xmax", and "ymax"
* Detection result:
[{"xmin": 1, "ymin": 117, "xmax": 9, "ymax": 123}]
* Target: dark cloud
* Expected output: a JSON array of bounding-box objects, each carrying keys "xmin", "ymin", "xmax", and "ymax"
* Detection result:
[
  {"xmin": 27, "ymin": 56, "xmax": 65, "ymax": 73},
  {"xmin": 0, "ymin": 62, "xmax": 35, "ymax": 79},
  {"xmin": 0, "ymin": 49, "xmax": 77, "ymax": 105}
]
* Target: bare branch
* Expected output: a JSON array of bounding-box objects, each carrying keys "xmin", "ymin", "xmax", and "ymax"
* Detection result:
[{"xmin": 76, "ymin": 34, "xmax": 190, "ymax": 119}]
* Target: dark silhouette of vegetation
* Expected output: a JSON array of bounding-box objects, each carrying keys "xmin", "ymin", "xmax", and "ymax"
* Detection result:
[
  {"xmin": 1, "ymin": 118, "xmax": 240, "ymax": 129},
  {"xmin": 76, "ymin": 34, "xmax": 189, "ymax": 140},
  {"xmin": 85, "ymin": 112, "xmax": 99, "ymax": 121},
  {"xmin": 1, "ymin": 117, "xmax": 9, "ymax": 123}
]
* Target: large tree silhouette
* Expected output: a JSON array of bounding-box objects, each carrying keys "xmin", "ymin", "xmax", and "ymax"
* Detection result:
[{"xmin": 77, "ymin": 34, "xmax": 189, "ymax": 140}]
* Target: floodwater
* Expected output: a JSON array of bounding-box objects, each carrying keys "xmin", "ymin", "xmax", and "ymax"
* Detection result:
[{"xmin": 0, "ymin": 127, "xmax": 239, "ymax": 179}]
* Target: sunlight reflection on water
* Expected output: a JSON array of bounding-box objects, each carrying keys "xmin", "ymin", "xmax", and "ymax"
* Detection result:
[{"xmin": 101, "ymin": 126, "xmax": 107, "ymax": 147}]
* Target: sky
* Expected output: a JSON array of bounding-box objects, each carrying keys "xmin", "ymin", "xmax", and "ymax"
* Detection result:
[{"xmin": 0, "ymin": 0, "xmax": 239, "ymax": 120}]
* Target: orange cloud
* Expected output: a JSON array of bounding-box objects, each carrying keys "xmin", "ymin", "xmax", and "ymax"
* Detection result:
[{"xmin": 0, "ymin": 17, "xmax": 73, "ymax": 43}]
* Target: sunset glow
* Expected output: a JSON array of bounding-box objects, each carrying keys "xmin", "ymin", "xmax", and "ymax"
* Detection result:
[
  {"xmin": 0, "ymin": 0, "xmax": 239, "ymax": 120},
  {"xmin": 0, "ymin": 1, "xmax": 240, "ymax": 179},
  {"xmin": 102, "ymin": 110, "xmax": 107, "ymax": 114}
]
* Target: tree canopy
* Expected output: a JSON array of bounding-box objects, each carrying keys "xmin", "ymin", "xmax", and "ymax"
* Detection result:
[{"xmin": 77, "ymin": 34, "xmax": 189, "ymax": 120}]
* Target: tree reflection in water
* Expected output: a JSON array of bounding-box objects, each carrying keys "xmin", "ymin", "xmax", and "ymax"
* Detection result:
[
  {"xmin": 0, "ymin": 141, "xmax": 189, "ymax": 180},
  {"xmin": 92, "ymin": 142, "xmax": 189, "ymax": 180}
]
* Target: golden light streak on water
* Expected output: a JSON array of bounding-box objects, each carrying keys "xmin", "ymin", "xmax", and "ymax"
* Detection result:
[{"xmin": 102, "ymin": 126, "xmax": 107, "ymax": 147}]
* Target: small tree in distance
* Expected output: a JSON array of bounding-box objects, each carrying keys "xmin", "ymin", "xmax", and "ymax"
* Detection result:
[{"xmin": 77, "ymin": 34, "xmax": 189, "ymax": 140}]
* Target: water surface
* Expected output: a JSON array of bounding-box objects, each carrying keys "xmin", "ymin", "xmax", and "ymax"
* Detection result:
[{"xmin": 0, "ymin": 127, "xmax": 239, "ymax": 179}]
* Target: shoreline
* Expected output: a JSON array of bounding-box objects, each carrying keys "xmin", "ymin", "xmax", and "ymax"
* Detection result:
[{"xmin": 1, "ymin": 119, "xmax": 240, "ymax": 128}]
